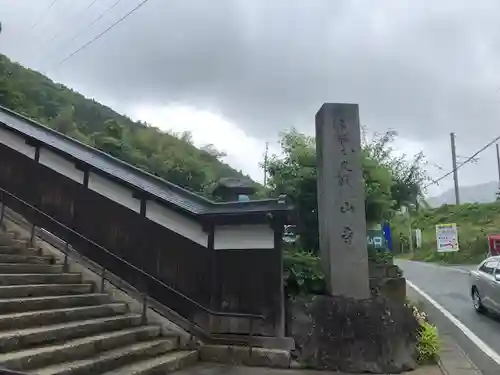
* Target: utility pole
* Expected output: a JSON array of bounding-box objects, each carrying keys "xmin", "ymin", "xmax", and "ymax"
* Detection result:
[
  {"xmin": 496, "ymin": 144, "xmax": 500, "ymax": 186},
  {"xmin": 263, "ymin": 142, "xmax": 269, "ymax": 187},
  {"xmin": 406, "ymin": 206, "xmax": 413, "ymax": 256},
  {"xmin": 450, "ymin": 132, "xmax": 460, "ymax": 205}
]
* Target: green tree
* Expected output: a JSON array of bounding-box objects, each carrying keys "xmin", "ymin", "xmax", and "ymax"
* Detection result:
[
  {"xmin": 91, "ymin": 120, "xmax": 129, "ymax": 159},
  {"xmin": 265, "ymin": 128, "xmax": 426, "ymax": 253},
  {"xmin": 200, "ymin": 144, "xmax": 227, "ymax": 160},
  {"xmin": 0, "ymin": 53, "xmax": 246, "ymax": 197},
  {"xmin": 364, "ymin": 131, "xmax": 429, "ymax": 210},
  {"xmin": 50, "ymin": 106, "xmax": 91, "ymax": 144},
  {"xmin": 265, "ymin": 130, "xmax": 319, "ymax": 250}
]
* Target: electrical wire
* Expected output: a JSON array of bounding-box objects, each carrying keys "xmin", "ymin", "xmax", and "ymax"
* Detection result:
[
  {"xmin": 48, "ymin": 0, "xmax": 126, "ymax": 57},
  {"xmin": 34, "ymin": 0, "xmax": 101, "ymax": 59},
  {"xmin": 82, "ymin": 0, "xmax": 101, "ymax": 13},
  {"xmin": 424, "ymin": 135, "xmax": 500, "ymax": 189},
  {"xmin": 56, "ymin": 0, "xmax": 152, "ymax": 66},
  {"xmin": 44, "ymin": 0, "xmax": 101, "ymax": 46},
  {"xmin": 30, "ymin": 0, "xmax": 62, "ymax": 30}
]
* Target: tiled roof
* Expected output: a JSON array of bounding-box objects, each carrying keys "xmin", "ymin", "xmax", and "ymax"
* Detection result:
[{"xmin": 0, "ymin": 106, "xmax": 292, "ymax": 216}]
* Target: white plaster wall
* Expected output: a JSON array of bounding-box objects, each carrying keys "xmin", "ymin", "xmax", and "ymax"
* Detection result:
[
  {"xmin": 88, "ymin": 172, "xmax": 141, "ymax": 213},
  {"xmin": 146, "ymin": 201, "xmax": 208, "ymax": 247},
  {"xmin": 0, "ymin": 127, "xmax": 36, "ymax": 159},
  {"xmin": 39, "ymin": 148, "xmax": 84, "ymax": 184},
  {"xmin": 0, "ymin": 130, "xmax": 272, "ymax": 251},
  {"xmin": 214, "ymin": 224, "xmax": 274, "ymax": 250}
]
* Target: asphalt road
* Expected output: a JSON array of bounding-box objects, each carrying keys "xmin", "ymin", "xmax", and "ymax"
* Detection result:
[{"xmin": 397, "ymin": 259, "xmax": 500, "ymax": 375}]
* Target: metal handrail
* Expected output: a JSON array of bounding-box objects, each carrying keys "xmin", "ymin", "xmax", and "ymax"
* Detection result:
[{"xmin": 0, "ymin": 186, "xmax": 266, "ymax": 323}]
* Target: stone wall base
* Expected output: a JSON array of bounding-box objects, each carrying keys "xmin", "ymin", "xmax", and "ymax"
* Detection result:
[
  {"xmin": 287, "ymin": 294, "xmax": 420, "ymax": 373},
  {"xmin": 199, "ymin": 345, "xmax": 290, "ymax": 368},
  {"xmin": 370, "ymin": 276, "xmax": 407, "ymax": 304}
]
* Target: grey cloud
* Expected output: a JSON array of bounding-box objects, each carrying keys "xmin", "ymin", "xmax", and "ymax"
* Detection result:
[{"xmin": 2, "ymin": 0, "xmax": 500, "ymax": 190}]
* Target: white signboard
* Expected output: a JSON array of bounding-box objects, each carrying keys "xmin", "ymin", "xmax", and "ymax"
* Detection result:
[
  {"xmin": 367, "ymin": 235, "xmax": 384, "ymax": 248},
  {"xmin": 415, "ymin": 229, "xmax": 422, "ymax": 248},
  {"xmin": 436, "ymin": 223, "xmax": 459, "ymax": 252}
]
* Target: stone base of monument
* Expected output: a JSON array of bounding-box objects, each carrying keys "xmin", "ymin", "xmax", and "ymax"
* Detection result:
[
  {"xmin": 370, "ymin": 277, "xmax": 407, "ymax": 305},
  {"xmin": 286, "ymin": 294, "xmax": 419, "ymax": 373},
  {"xmin": 369, "ymin": 263, "xmax": 406, "ymax": 305},
  {"xmin": 369, "ymin": 263, "xmax": 401, "ymax": 278}
]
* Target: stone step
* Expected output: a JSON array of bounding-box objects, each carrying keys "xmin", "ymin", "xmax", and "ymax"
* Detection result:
[
  {"xmin": 100, "ymin": 351, "xmax": 199, "ymax": 375},
  {"xmin": 0, "ymin": 254, "xmax": 53, "ymax": 264},
  {"xmin": 0, "ymin": 283, "xmax": 93, "ymax": 298},
  {"xmin": 0, "ymin": 293, "xmax": 110, "ymax": 314},
  {"xmin": 0, "ymin": 263, "xmax": 62, "ymax": 274},
  {"xmin": 0, "ymin": 245, "xmax": 40, "ymax": 256},
  {"xmin": 0, "ymin": 273, "xmax": 82, "ymax": 286},
  {"xmin": 0, "ymin": 303, "xmax": 128, "ymax": 330},
  {"xmin": 0, "ymin": 314, "xmax": 145, "ymax": 353},
  {"xmin": 0, "ymin": 236, "xmax": 24, "ymax": 246},
  {"xmin": 0, "ymin": 230, "xmax": 190, "ymax": 374},
  {"xmin": 30, "ymin": 338, "xmax": 179, "ymax": 375}
]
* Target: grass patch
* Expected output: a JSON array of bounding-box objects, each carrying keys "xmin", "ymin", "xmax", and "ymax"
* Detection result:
[
  {"xmin": 392, "ymin": 202, "xmax": 500, "ymax": 264},
  {"xmin": 406, "ymin": 300, "xmax": 441, "ymax": 364},
  {"xmin": 417, "ymin": 321, "xmax": 440, "ymax": 364}
]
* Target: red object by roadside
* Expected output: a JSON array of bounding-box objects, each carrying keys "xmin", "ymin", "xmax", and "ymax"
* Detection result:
[{"xmin": 488, "ymin": 235, "xmax": 500, "ymax": 256}]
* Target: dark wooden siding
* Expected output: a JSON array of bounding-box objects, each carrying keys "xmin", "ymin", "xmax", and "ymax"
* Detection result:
[{"xmin": 0, "ymin": 142, "xmax": 282, "ymax": 336}]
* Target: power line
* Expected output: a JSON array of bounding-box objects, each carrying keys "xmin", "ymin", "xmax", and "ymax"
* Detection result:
[
  {"xmin": 263, "ymin": 142, "xmax": 269, "ymax": 187},
  {"xmin": 34, "ymin": 0, "xmax": 100, "ymax": 60},
  {"xmin": 457, "ymin": 155, "xmax": 479, "ymax": 163},
  {"xmin": 424, "ymin": 134, "xmax": 500, "ymax": 189},
  {"xmin": 30, "ymin": 0, "xmax": 61, "ymax": 30},
  {"xmin": 56, "ymin": 0, "xmax": 151, "ymax": 67},
  {"xmin": 81, "ymin": 0, "xmax": 101, "ymax": 13},
  {"xmin": 43, "ymin": 0, "xmax": 101, "ymax": 46},
  {"xmin": 48, "ymin": 0, "xmax": 126, "ymax": 58}
]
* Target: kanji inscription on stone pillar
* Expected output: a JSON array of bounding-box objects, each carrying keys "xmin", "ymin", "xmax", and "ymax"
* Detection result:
[{"xmin": 315, "ymin": 103, "xmax": 370, "ymax": 299}]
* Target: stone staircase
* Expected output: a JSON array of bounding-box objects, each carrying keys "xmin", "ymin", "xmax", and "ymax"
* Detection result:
[{"xmin": 0, "ymin": 231, "xmax": 198, "ymax": 374}]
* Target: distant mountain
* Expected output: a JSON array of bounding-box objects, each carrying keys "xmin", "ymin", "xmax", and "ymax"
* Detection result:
[{"xmin": 426, "ymin": 181, "xmax": 499, "ymax": 207}]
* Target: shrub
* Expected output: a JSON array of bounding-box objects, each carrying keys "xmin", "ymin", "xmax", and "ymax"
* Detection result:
[
  {"xmin": 417, "ymin": 321, "xmax": 440, "ymax": 364},
  {"xmin": 408, "ymin": 302, "xmax": 440, "ymax": 364},
  {"xmin": 368, "ymin": 246, "xmax": 393, "ymax": 264},
  {"xmin": 284, "ymin": 246, "xmax": 400, "ymax": 297},
  {"xmin": 283, "ymin": 249, "xmax": 326, "ymax": 297}
]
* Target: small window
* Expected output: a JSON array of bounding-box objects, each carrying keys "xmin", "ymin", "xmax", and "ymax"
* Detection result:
[
  {"xmin": 495, "ymin": 267, "xmax": 500, "ymax": 277},
  {"xmin": 479, "ymin": 260, "xmax": 498, "ymax": 275}
]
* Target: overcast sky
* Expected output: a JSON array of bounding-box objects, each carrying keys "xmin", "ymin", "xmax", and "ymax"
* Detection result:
[{"xmin": 2, "ymin": 0, "xmax": 500, "ymax": 197}]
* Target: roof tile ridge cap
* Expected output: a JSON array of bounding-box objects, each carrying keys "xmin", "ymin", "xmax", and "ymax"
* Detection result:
[
  {"xmin": 0, "ymin": 106, "xmax": 216, "ymax": 207},
  {"xmin": 212, "ymin": 195, "xmax": 290, "ymax": 206}
]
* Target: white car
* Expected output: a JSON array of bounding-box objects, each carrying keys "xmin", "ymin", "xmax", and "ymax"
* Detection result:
[{"xmin": 470, "ymin": 256, "xmax": 500, "ymax": 314}]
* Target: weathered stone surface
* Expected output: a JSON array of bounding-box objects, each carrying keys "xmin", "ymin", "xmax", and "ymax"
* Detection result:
[
  {"xmin": 369, "ymin": 263, "xmax": 401, "ymax": 279},
  {"xmin": 173, "ymin": 363, "xmax": 443, "ymax": 375},
  {"xmin": 287, "ymin": 295, "xmax": 419, "ymax": 373},
  {"xmin": 369, "ymin": 262, "xmax": 406, "ymax": 305},
  {"xmin": 315, "ymin": 103, "xmax": 370, "ymax": 299},
  {"xmin": 200, "ymin": 345, "xmax": 290, "ymax": 368},
  {"xmin": 101, "ymin": 350, "xmax": 199, "ymax": 374},
  {"xmin": 0, "ymin": 226, "xmax": 196, "ymax": 374},
  {"xmin": 379, "ymin": 277, "xmax": 407, "ymax": 305},
  {"xmin": 370, "ymin": 276, "xmax": 407, "ymax": 304}
]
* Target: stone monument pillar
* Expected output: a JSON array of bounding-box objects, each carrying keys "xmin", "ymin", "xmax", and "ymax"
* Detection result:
[{"xmin": 315, "ymin": 103, "xmax": 370, "ymax": 299}]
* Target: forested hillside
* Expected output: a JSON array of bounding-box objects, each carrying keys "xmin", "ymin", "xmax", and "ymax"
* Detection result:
[{"xmin": 0, "ymin": 54, "xmax": 248, "ymax": 197}]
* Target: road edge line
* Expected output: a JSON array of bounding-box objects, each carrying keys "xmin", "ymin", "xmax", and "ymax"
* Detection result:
[{"xmin": 406, "ymin": 279, "xmax": 500, "ymax": 366}]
